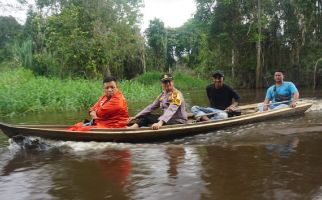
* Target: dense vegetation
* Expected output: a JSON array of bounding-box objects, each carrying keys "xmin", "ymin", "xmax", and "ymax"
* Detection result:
[
  {"xmin": 0, "ymin": 0, "xmax": 321, "ymax": 89},
  {"xmin": 0, "ymin": 68, "xmax": 208, "ymax": 115}
]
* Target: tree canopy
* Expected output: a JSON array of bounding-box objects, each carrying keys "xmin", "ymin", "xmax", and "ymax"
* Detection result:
[{"xmin": 0, "ymin": 0, "xmax": 321, "ymax": 88}]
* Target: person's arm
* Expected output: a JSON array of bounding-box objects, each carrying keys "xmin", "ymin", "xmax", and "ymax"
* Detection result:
[
  {"xmin": 225, "ymin": 87, "xmax": 240, "ymax": 112},
  {"xmin": 290, "ymin": 92, "xmax": 299, "ymax": 108},
  {"xmin": 263, "ymin": 87, "xmax": 273, "ymax": 111},
  {"xmin": 129, "ymin": 94, "xmax": 161, "ymax": 123},
  {"xmin": 89, "ymin": 96, "xmax": 104, "ymax": 119},
  {"xmin": 289, "ymin": 82, "xmax": 299, "ymax": 108},
  {"xmin": 157, "ymin": 104, "xmax": 180, "ymax": 124},
  {"xmin": 206, "ymin": 86, "xmax": 211, "ymax": 105},
  {"xmin": 96, "ymin": 92, "xmax": 127, "ymax": 120},
  {"xmin": 226, "ymin": 101, "xmax": 239, "ymax": 112},
  {"xmin": 153, "ymin": 91, "xmax": 182, "ymax": 130},
  {"xmin": 263, "ymin": 98, "xmax": 270, "ymax": 111}
]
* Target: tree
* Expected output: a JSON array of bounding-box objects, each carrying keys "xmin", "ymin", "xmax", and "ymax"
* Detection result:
[
  {"xmin": 145, "ymin": 18, "xmax": 167, "ymax": 71},
  {"xmin": 0, "ymin": 16, "xmax": 22, "ymax": 62},
  {"xmin": 27, "ymin": 0, "xmax": 145, "ymax": 78}
]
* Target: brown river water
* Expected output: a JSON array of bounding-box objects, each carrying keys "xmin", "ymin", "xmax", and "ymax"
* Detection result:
[{"xmin": 0, "ymin": 89, "xmax": 322, "ymax": 200}]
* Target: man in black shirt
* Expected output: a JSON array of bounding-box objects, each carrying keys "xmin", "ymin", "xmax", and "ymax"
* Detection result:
[{"xmin": 191, "ymin": 70, "xmax": 240, "ymax": 121}]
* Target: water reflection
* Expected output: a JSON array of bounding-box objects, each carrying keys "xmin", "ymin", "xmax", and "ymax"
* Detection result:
[
  {"xmin": 47, "ymin": 149, "xmax": 133, "ymax": 200},
  {"xmin": 131, "ymin": 146, "xmax": 207, "ymax": 200},
  {"xmin": 97, "ymin": 149, "xmax": 132, "ymax": 187},
  {"xmin": 197, "ymin": 138, "xmax": 322, "ymax": 200},
  {"xmin": 265, "ymin": 137, "xmax": 299, "ymax": 158},
  {"xmin": 165, "ymin": 146, "xmax": 185, "ymax": 178},
  {"xmin": 0, "ymin": 147, "xmax": 62, "ymax": 200}
]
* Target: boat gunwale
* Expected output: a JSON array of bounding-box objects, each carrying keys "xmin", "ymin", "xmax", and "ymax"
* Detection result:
[{"xmin": 2, "ymin": 102, "xmax": 312, "ymax": 135}]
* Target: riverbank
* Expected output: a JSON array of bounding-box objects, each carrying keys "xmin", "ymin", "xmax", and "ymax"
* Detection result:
[{"xmin": 0, "ymin": 68, "xmax": 208, "ymax": 115}]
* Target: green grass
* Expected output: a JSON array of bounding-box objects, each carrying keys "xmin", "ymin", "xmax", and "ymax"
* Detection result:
[
  {"xmin": 0, "ymin": 68, "xmax": 207, "ymax": 115},
  {"xmin": 0, "ymin": 68, "xmax": 160, "ymax": 115}
]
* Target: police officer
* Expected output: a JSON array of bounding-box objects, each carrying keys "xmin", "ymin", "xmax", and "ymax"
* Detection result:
[{"xmin": 128, "ymin": 73, "xmax": 188, "ymax": 130}]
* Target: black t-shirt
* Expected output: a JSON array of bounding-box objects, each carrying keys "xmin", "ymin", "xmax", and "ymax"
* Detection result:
[{"xmin": 206, "ymin": 84, "xmax": 240, "ymax": 110}]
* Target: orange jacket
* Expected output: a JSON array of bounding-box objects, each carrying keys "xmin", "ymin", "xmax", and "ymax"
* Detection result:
[
  {"xmin": 68, "ymin": 90, "xmax": 128, "ymax": 131},
  {"xmin": 89, "ymin": 90, "xmax": 128, "ymax": 128}
]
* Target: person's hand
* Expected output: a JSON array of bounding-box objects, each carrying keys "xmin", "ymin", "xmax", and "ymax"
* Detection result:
[
  {"xmin": 152, "ymin": 121, "xmax": 163, "ymax": 130},
  {"xmin": 90, "ymin": 111, "xmax": 98, "ymax": 119},
  {"xmin": 263, "ymin": 105, "xmax": 268, "ymax": 111},
  {"xmin": 128, "ymin": 116, "xmax": 136, "ymax": 124},
  {"xmin": 290, "ymin": 101, "xmax": 297, "ymax": 108},
  {"xmin": 225, "ymin": 105, "xmax": 236, "ymax": 112}
]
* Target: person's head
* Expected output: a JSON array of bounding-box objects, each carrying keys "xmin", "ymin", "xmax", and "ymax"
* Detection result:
[
  {"xmin": 212, "ymin": 70, "xmax": 224, "ymax": 88},
  {"xmin": 103, "ymin": 76, "xmax": 118, "ymax": 98},
  {"xmin": 160, "ymin": 73, "xmax": 174, "ymax": 92},
  {"xmin": 274, "ymin": 70, "xmax": 284, "ymax": 84}
]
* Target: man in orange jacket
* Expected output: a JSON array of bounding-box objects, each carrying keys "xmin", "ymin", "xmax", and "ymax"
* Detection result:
[{"xmin": 68, "ymin": 76, "xmax": 128, "ymax": 131}]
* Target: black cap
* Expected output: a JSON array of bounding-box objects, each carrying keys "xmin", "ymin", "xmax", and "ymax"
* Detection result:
[
  {"xmin": 160, "ymin": 73, "xmax": 173, "ymax": 82},
  {"xmin": 212, "ymin": 70, "xmax": 224, "ymax": 77}
]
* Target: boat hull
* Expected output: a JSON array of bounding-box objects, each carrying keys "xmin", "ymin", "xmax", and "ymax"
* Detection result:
[{"xmin": 0, "ymin": 103, "xmax": 312, "ymax": 143}]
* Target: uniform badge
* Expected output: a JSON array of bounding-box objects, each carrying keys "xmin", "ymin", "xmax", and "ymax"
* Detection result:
[{"xmin": 170, "ymin": 91, "xmax": 181, "ymax": 106}]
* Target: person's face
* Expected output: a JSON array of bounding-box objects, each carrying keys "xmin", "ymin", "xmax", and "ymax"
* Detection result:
[
  {"xmin": 103, "ymin": 81, "xmax": 118, "ymax": 97},
  {"xmin": 161, "ymin": 80, "xmax": 174, "ymax": 92},
  {"xmin": 274, "ymin": 72, "xmax": 284, "ymax": 83},
  {"xmin": 212, "ymin": 76, "xmax": 224, "ymax": 88}
]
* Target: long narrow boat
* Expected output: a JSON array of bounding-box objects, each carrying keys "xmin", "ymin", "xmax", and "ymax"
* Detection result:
[{"xmin": 0, "ymin": 102, "xmax": 312, "ymax": 143}]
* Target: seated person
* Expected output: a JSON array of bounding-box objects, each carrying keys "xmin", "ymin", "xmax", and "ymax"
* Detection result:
[
  {"xmin": 68, "ymin": 76, "xmax": 128, "ymax": 131},
  {"xmin": 191, "ymin": 70, "xmax": 240, "ymax": 121},
  {"xmin": 128, "ymin": 73, "xmax": 188, "ymax": 130},
  {"xmin": 258, "ymin": 70, "xmax": 299, "ymax": 112}
]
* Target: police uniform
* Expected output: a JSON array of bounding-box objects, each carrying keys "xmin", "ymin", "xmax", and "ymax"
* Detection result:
[{"xmin": 134, "ymin": 74, "xmax": 188, "ymax": 127}]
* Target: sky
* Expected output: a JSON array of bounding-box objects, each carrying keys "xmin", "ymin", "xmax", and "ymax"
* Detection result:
[
  {"xmin": 0, "ymin": 0, "xmax": 196, "ymax": 30},
  {"xmin": 141, "ymin": 0, "xmax": 196, "ymax": 30}
]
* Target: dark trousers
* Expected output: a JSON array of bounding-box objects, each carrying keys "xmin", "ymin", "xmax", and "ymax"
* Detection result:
[{"xmin": 136, "ymin": 114, "xmax": 180, "ymax": 127}]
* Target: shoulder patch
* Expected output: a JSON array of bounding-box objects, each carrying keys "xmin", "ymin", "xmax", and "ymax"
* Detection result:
[
  {"xmin": 170, "ymin": 91, "xmax": 182, "ymax": 106},
  {"xmin": 157, "ymin": 92, "xmax": 164, "ymax": 101}
]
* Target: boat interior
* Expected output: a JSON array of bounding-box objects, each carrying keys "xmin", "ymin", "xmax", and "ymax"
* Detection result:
[{"xmin": 14, "ymin": 104, "xmax": 260, "ymax": 131}]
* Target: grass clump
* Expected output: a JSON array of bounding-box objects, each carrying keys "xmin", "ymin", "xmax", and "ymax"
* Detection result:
[
  {"xmin": 0, "ymin": 68, "xmax": 160, "ymax": 115},
  {"xmin": 0, "ymin": 68, "xmax": 101, "ymax": 115},
  {"xmin": 0, "ymin": 68, "xmax": 207, "ymax": 115}
]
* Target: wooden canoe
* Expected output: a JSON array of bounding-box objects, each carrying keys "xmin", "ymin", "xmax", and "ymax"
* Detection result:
[{"xmin": 0, "ymin": 102, "xmax": 312, "ymax": 143}]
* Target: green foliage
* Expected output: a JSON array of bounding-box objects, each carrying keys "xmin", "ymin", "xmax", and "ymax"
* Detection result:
[
  {"xmin": 172, "ymin": 72, "xmax": 208, "ymax": 90},
  {"xmin": 134, "ymin": 70, "xmax": 208, "ymax": 89},
  {"xmin": 0, "ymin": 0, "xmax": 321, "ymax": 89},
  {"xmin": 0, "ymin": 16, "xmax": 23, "ymax": 62},
  {"xmin": 0, "ymin": 68, "xmax": 208, "ymax": 115},
  {"xmin": 0, "ymin": 68, "xmax": 158, "ymax": 115},
  {"xmin": 135, "ymin": 71, "xmax": 161, "ymax": 85},
  {"xmin": 0, "ymin": 16, "xmax": 22, "ymax": 48},
  {"xmin": 191, "ymin": 0, "xmax": 322, "ymax": 87},
  {"xmin": 13, "ymin": 0, "xmax": 145, "ymax": 79},
  {"xmin": 145, "ymin": 19, "xmax": 167, "ymax": 70},
  {"xmin": 11, "ymin": 39, "xmax": 33, "ymax": 68},
  {"xmin": 0, "ymin": 68, "xmax": 101, "ymax": 115}
]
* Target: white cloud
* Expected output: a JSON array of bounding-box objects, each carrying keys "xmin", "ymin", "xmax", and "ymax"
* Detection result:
[
  {"xmin": 141, "ymin": 0, "xmax": 196, "ymax": 30},
  {"xmin": 0, "ymin": 0, "xmax": 196, "ymax": 30},
  {"xmin": 0, "ymin": 0, "xmax": 35, "ymax": 24}
]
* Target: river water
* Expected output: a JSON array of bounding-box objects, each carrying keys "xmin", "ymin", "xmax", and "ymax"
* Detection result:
[{"xmin": 0, "ymin": 89, "xmax": 322, "ymax": 200}]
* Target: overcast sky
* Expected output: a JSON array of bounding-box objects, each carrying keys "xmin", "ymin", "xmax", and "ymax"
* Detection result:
[
  {"xmin": 0, "ymin": 0, "xmax": 196, "ymax": 30},
  {"xmin": 141, "ymin": 0, "xmax": 196, "ymax": 30}
]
